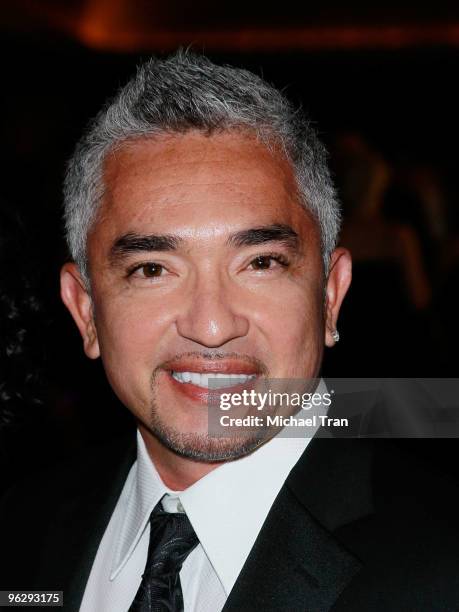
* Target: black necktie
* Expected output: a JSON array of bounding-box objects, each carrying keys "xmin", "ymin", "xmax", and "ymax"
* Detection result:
[{"xmin": 129, "ymin": 500, "xmax": 199, "ymax": 612}]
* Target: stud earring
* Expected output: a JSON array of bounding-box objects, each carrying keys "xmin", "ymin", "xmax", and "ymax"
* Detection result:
[{"xmin": 331, "ymin": 329, "xmax": 340, "ymax": 342}]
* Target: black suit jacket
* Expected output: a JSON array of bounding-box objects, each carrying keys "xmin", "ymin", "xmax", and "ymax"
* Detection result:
[{"xmin": 1, "ymin": 434, "xmax": 459, "ymax": 611}]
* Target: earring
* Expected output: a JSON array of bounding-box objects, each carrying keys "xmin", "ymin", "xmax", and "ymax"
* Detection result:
[{"xmin": 331, "ymin": 329, "xmax": 340, "ymax": 342}]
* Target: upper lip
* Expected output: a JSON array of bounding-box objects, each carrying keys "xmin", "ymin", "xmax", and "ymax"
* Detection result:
[{"xmin": 163, "ymin": 358, "xmax": 261, "ymax": 376}]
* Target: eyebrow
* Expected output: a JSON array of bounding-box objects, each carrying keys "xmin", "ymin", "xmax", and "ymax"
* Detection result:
[
  {"xmin": 110, "ymin": 223, "xmax": 300, "ymax": 263},
  {"xmin": 227, "ymin": 224, "xmax": 300, "ymax": 250},
  {"xmin": 110, "ymin": 232, "xmax": 182, "ymax": 261}
]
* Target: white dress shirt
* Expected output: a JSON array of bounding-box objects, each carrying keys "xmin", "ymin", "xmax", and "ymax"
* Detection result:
[{"xmin": 80, "ymin": 393, "xmax": 326, "ymax": 612}]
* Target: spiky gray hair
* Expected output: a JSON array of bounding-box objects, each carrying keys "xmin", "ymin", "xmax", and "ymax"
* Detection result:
[{"xmin": 64, "ymin": 50, "xmax": 341, "ymax": 282}]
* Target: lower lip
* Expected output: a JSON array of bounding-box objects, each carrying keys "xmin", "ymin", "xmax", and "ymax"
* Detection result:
[{"xmin": 165, "ymin": 371, "xmax": 258, "ymax": 404}]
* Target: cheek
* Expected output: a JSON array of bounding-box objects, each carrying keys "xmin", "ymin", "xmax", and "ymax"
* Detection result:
[
  {"xmin": 251, "ymin": 284, "xmax": 324, "ymax": 367},
  {"xmin": 92, "ymin": 296, "xmax": 173, "ymax": 402},
  {"xmin": 95, "ymin": 290, "xmax": 173, "ymax": 348}
]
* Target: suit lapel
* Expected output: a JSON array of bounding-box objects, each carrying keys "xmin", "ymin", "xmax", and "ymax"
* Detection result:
[{"xmin": 223, "ymin": 437, "xmax": 375, "ymax": 612}]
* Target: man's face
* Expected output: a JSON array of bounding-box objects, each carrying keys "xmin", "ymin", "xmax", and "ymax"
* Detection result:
[{"xmin": 61, "ymin": 131, "xmax": 351, "ymax": 460}]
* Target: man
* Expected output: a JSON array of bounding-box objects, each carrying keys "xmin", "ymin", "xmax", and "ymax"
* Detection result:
[{"xmin": 1, "ymin": 51, "xmax": 459, "ymax": 611}]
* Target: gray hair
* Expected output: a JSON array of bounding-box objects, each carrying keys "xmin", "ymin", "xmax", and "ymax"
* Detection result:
[{"xmin": 64, "ymin": 50, "xmax": 341, "ymax": 282}]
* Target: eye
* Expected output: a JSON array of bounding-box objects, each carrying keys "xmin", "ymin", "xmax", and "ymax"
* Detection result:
[
  {"xmin": 131, "ymin": 262, "xmax": 165, "ymax": 278},
  {"xmin": 249, "ymin": 254, "xmax": 289, "ymax": 271}
]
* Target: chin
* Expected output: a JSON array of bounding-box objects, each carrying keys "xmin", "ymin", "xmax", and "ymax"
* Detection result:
[{"xmin": 149, "ymin": 420, "xmax": 268, "ymax": 463}]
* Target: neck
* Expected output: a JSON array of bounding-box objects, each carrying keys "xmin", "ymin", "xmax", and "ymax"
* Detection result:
[{"xmin": 138, "ymin": 424, "xmax": 222, "ymax": 490}]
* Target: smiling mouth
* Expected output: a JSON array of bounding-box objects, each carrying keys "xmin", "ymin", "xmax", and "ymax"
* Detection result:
[{"xmin": 171, "ymin": 371, "xmax": 257, "ymax": 389}]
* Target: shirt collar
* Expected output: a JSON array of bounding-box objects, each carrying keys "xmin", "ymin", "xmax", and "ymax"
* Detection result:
[
  {"xmin": 179, "ymin": 431, "xmax": 312, "ymax": 594},
  {"xmin": 110, "ymin": 431, "xmax": 176, "ymax": 580},
  {"xmin": 110, "ymin": 381, "xmax": 327, "ymax": 591}
]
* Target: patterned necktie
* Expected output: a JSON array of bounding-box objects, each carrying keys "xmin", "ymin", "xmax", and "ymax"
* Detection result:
[{"xmin": 129, "ymin": 500, "xmax": 199, "ymax": 612}]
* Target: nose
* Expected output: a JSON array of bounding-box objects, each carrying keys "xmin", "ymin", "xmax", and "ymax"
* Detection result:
[{"xmin": 176, "ymin": 271, "xmax": 250, "ymax": 348}]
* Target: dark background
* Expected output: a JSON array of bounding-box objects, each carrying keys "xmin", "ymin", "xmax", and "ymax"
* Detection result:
[{"xmin": 1, "ymin": 1, "xmax": 458, "ymax": 488}]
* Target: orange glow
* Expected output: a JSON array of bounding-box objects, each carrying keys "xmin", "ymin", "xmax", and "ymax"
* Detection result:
[
  {"xmin": 72, "ymin": 24, "xmax": 459, "ymax": 53},
  {"xmin": 12, "ymin": 1, "xmax": 459, "ymax": 52}
]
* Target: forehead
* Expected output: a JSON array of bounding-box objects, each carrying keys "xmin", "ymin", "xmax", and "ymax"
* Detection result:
[{"xmin": 95, "ymin": 131, "xmax": 316, "ymax": 244}]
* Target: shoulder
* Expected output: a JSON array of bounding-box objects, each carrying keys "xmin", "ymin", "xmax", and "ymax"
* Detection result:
[
  {"xmin": 336, "ymin": 440, "xmax": 459, "ymax": 608},
  {"xmin": 289, "ymin": 438, "xmax": 459, "ymax": 589},
  {"xmin": 0, "ymin": 433, "xmax": 136, "ymax": 589}
]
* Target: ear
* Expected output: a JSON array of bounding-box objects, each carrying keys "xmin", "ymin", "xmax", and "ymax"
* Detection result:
[
  {"xmin": 324, "ymin": 248, "xmax": 352, "ymax": 347},
  {"xmin": 60, "ymin": 262, "xmax": 100, "ymax": 359}
]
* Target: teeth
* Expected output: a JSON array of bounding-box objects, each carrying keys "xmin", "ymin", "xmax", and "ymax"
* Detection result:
[
  {"xmin": 190, "ymin": 372, "xmax": 201, "ymax": 386},
  {"xmin": 171, "ymin": 371, "xmax": 256, "ymax": 389}
]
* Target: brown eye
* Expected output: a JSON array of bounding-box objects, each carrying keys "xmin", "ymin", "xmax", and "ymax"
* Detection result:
[
  {"xmin": 251, "ymin": 256, "xmax": 274, "ymax": 270},
  {"xmin": 141, "ymin": 263, "xmax": 164, "ymax": 277}
]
